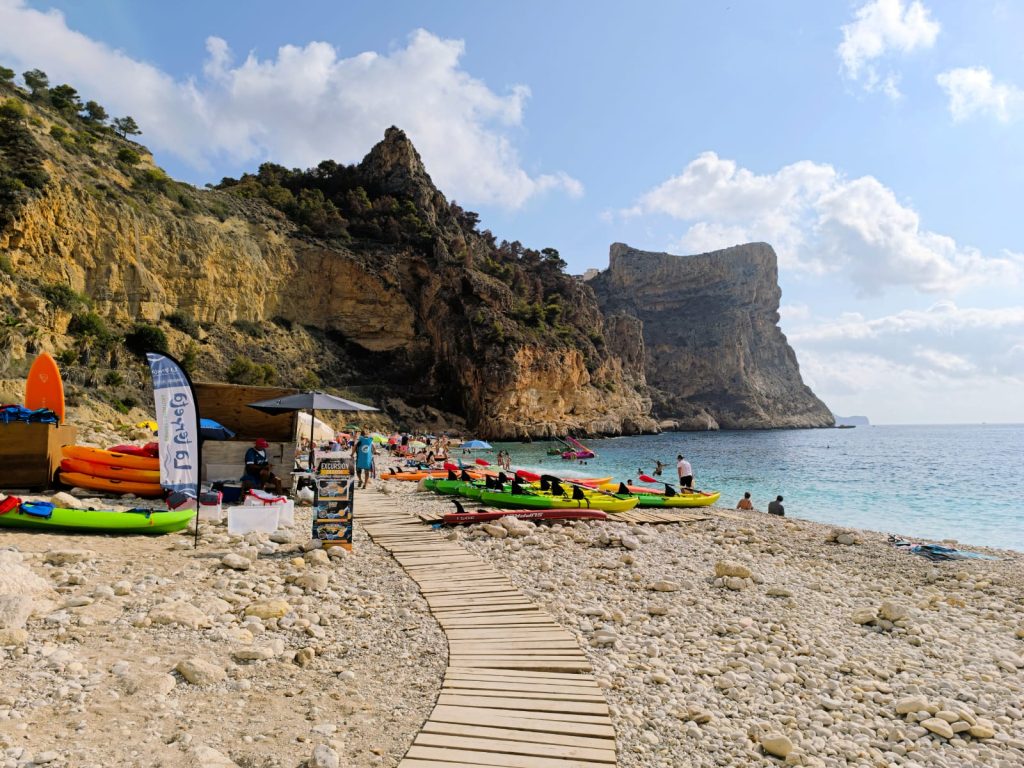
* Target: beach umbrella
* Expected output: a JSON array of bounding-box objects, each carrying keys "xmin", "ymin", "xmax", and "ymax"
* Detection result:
[
  {"xmin": 135, "ymin": 420, "xmax": 158, "ymax": 432},
  {"xmin": 248, "ymin": 390, "xmax": 378, "ymax": 469},
  {"xmin": 409, "ymin": 440, "xmax": 427, "ymax": 449},
  {"xmin": 462, "ymin": 439, "xmax": 492, "ymax": 450},
  {"xmin": 199, "ymin": 418, "xmax": 235, "ymax": 441},
  {"xmin": 370, "ymin": 432, "xmax": 387, "ymax": 444}
]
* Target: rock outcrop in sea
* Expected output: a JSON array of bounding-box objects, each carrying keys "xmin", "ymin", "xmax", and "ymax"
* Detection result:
[{"xmin": 589, "ymin": 242, "xmax": 833, "ymax": 430}]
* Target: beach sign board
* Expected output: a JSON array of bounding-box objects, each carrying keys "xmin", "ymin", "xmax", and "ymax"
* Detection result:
[
  {"xmin": 145, "ymin": 352, "xmax": 200, "ymax": 497},
  {"xmin": 313, "ymin": 458, "xmax": 353, "ymax": 550}
]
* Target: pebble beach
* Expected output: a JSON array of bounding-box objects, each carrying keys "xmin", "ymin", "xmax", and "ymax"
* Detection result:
[{"xmin": 2, "ymin": 471, "xmax": 1024, "ymax": 767}]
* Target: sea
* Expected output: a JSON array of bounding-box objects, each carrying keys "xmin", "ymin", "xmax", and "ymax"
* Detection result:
[{"xmin": 491, "ymin": 424, "xmax": 1024, "ymax": 552}]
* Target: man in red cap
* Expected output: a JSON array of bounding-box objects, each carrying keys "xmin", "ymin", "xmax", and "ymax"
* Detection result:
[{"xmin": 242, "ymin": 437, "xmax": 282, "ymax": 494}]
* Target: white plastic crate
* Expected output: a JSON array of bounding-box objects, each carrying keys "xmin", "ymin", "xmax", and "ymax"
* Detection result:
[{"xmin": 227, "ymin": 505, "xmax": 279, "ymax": 535}]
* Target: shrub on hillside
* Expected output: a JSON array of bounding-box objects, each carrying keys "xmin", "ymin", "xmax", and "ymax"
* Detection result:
[
  {"xmin": 41, "ymin": 283, "xmax": 87, "ymax": 310},
  {"xmin": 117, "ymin": 147, "xmax": 141, "ymax": 166},
  {"xmin": 124, "ymin": 323, "xmax": 168, "ymax": 357},
  {"xmin": 165, "ymin": 310, "xmax": 199, "ymax": 337},
  {"xmin": 226, "ymin": 355, "xmax": 275, "ymax": 385}
]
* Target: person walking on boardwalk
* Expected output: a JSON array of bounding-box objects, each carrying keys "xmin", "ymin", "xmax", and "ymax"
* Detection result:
[
  {"xmin": 676, "ymin": 454, "xmax": 693, "ymax": 489},
  {"xmin": 354, "ymin": 430, "xmax": 376, "ymax": 489}
]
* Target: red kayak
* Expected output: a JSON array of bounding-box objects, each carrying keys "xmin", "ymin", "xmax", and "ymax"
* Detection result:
[{"xmin": 442, "ymin": 508, "xmax": 608, "ymax": 525}]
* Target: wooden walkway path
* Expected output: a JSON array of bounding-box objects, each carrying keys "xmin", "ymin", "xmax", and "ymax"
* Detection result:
[
  {"xmin": 416, "ymin": 506, "xmax": 710, "ymax": 526},
  {"xmin": 360, "ymin": 494, "xmax": 618, "ymax": 768}
]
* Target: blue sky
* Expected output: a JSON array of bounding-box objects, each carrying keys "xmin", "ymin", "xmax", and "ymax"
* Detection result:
[{"xmin": 1, "ymin": 0, "xmax": 1022, "ymax": 423}]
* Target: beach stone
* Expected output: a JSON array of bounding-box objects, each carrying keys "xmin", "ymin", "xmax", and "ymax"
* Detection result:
[
  {"xmin": 851, "ymin": 607, "xmax": 877, "ymax": 625},
  {"xmin": 176, "ymin": 658, "xmax": 227, "ymax": 686},
  {"xmin": 650, "ymin": 580, "xmax": 679, "ymax": 592},
  {"xmin": 0, "ymin": 627, "xmax": 28, "ymax": 646},
  {"xmin": 714, "ymin": 560, "xmax": 752, "ymax": 579},
  {"xmin": 836, "ymin": 533, "xmax": 856, "ymax": 545},
  {"xmin": 148, "ymin": 601, "xmax": 211, "ymax": 630},
  {"xmin": 0, "ymin": 596, "xmax": 33, "ymax": 630},
  {"xmin": 232, "ymin": 646, "xmax": 275, "ymax": 662},
  {"xmin": 245, "ymin": 599, "xmax": 290, "ymax": 619},
  {"xmin": 49, "ymin": 491, "xmax": 83, "ymax": 509},
  {"xmin": 896, "ymin": 696, "xmax": 930, "ymax": 715},
  {"xmin": 879, "ymin": 601, "xmax": 910, "ymax": 622},
  {"xmin": 295, "ymin": 647, "xmax": 316, "ymax": 667},
  {"xmin": 621, "ymin": 535, "xmax": 640, "ymax": 551},
  {"xmin": 304, "ymin": 548, "xmax": 330, "ymax": 566},
  {"xmin": 297, "ymin": 573, "xmax": 330, "ymax": 592},
  {"xmin": 647, "ymin": 603, "xmax": 669, "ymax": 616},
  {"xmin": 482, "ymin": 524, "xmax": 508, "ymax": 539},
  {"xmin": 725, "ymin": 576, "xmax": 747, "ymax": 591},
  {"xmin": 766, "ymin": 587, "xmax": 792, "ymax": 598},
  {"xmin": 921, "ymin": 717, "xmax": 955, "ymax": 739},
  {"xmin": 220, "ymin": 554, "xmax": 251, "ymax": 571},
  {"xmin": 969, "ymin": 723, "xmax": 996, "ymax": 739},
  {"xmin": 308, "ymin": 744, "xmax": 339, "ymax": 768},
  {"xmin": 189, "ymin": 744, "xmax": 240, "ymax": 767},
  {"xmin": 935, "ymin": 710, "xmax": 961, "ymax": 723},
  {"xmin": 760, "ymin": 733, "xmax": 793, "ymax": 758},
  {"xmin": 43, "ymin": 549, "xmax": 96, "ymax": 565}
]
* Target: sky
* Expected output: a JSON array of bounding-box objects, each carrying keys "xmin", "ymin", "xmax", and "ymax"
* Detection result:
[{"xmin": 1, "ymin": 0, "xmax": 1022, "ymax": 424}]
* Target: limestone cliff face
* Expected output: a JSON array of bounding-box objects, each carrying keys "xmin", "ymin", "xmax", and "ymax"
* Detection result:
[
  {"xmin": 0, "ymin": 97, "xmax": 655, "ymax": 438},
  {"xmin": 589, "ymin": 243, "xmax": 833, "ymax": 429}
]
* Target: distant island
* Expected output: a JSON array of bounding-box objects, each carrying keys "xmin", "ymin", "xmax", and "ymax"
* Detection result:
[{"xmin": 833, "ymin": 415, "xmax": 870, "ymax": 427}]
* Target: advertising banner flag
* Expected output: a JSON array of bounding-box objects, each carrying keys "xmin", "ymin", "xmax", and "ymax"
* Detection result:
[{"xmin": 145, "ymin": 352, "xmax": 201, "ymax": 496}]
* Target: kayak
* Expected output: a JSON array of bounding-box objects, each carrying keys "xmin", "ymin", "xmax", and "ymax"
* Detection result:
[
  {"xmin": 384, "ymin": 469, "xmax": 453, "ymax": 481},
  {"xmin": 0, "ymin": 505, "xmax": 194, "ymax": 534},
  {"xmin": 443, "ymin": 508, "xmax": 608, "ymax": 525},
  {"xmin": 600, "ymin": 482, "xmax": 668, "ymax": 495},
  {"xmin": 477, "ymin": 490, "xmax": 638, "ymax": 512},
  {"xmin": 62, "ymin": 445, "xmax": 158, "ymax": 471},
  {"xmin": 59, "ymin": 472, "xmax": 164, "ymax": 498},
  {"xmin": 61, "ymin": 458, "xmax": 161, "ymax": 484},
  {"xmin": 634, "ymin": 491, "xmax": 721, "ymax": 508}
]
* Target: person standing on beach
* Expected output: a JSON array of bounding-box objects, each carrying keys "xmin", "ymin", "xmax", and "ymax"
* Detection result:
[
  {"xmin": 737, "ymin": 492, "xmax": 754, "ymax": 510},
  {"xmin": 768, "ymin": 495, "xmax": 785, "ymax": 516},
  {"xmin": 676, "ymin": 454, "xmax": 693, "ymax": 489},
  {"xmin": 354, "ymin": 430, "xmax": 376, "ymax": 489}
]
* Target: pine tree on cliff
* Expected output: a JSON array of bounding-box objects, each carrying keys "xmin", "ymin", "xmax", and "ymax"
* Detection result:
[
  {"xmin": 113, "ymin": 115, "xmax": 141, "ymax": 138},
  {"xmin": 0, "ymin": 66, "xmax": 14, "ymax": 86},
  {"xmin": 22, "ymin": 69, "xmax": 48, "ymax": 97}
]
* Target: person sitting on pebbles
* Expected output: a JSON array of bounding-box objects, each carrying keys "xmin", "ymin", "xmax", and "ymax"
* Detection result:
[{"xmin": 737, "ymin": 491, "xmax": 754, "ymax": 511}]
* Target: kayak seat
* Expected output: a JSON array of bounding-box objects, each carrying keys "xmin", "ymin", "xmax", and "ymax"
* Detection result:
[{"xmin": 19, "ymin": 501, "xmax": 54, "ymax": 519}]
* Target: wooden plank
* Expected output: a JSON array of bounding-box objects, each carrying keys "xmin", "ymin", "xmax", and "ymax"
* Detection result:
[
  {"xmin": 445, "ymin": 669, "xmax": 598, "ymax": 683},
  {"xmin": 414, "ymin": 733, "xmax": 615, "ymax": 763},
  {"xmin": 429, "ymin": 705, "xmax": 614, "ymax": 729},
  {"xmin": 437, "ymin": 695, "xmax": 606, "ymax": 715},
  {"xmin": 420, "ymin": 721, "xmax": 613, "ymax": 750},
  {"xmin": 448, "ymin": 660, "xmax": 592, "ymax": 672},
  {"xmin": 405, "ymin": 745, "xmax": 611, "ymax": 768},
  {"xmin": 434, "ymin": 688, "xmax": 602, "ymax": 703}
]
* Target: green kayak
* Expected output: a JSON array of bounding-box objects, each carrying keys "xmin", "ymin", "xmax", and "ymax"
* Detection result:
[
  {"xmin": 634, "ymin": 491, "xmax": 721, "ymax": 508},
  {"xmin": 0, "ymin": 506, "xmax": 195, "ymax": 534},
  {"xmin": 478, "ymin": 490, "xmax": 638, "ymax": 513}
]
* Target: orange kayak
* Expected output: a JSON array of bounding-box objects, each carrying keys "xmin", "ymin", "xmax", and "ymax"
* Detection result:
[
  {"xmin": 62, "ymin": 445, "xmax": 159, "ymax": 471},
  {"xmin": 384, "ymin": 469, "xmax": 483, "ymax": 481},
  {"xmin": 61, "ymin": 458, "xmax": 161, "ymax": 484},
  {"xmin": 60, "ymin": 472, "xmax": 164, "ymax": 497}
]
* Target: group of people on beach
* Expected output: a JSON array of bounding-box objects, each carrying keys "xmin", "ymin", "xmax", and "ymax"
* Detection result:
[{"xmin": 737, "ymin": 491, "xmax": 785, "ymax": 516}]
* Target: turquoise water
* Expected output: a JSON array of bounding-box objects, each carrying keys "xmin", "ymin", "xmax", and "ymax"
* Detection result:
[{"xmin": 491, "ymin": 425, "xmax": 1024, "ymax": 551}]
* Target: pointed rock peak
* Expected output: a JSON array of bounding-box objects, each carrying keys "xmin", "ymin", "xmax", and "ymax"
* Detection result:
[{"xmin": 358, "ymin": 126, "xmax": 437, "ymax": 199}]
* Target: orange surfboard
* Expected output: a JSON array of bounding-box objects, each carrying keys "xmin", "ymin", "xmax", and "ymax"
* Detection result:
[{"xmin": 24, "ymin": 352, "xmax": 66, "ymax": 423}]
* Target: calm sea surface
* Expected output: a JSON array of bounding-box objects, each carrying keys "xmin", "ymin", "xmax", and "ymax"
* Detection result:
[{"xmin": 490, "ymin": 425, "xmax": 1024, "ymax": 551}]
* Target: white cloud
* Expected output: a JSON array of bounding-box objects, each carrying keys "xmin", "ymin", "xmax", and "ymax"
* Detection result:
[
  {"xmin": 937, "ymin": 66, "xmax": 1024, "ymax": 122},
  {"xmin": 787, "ymin": 301, "xmax": 1024, "ymax": 423},
  {"xmin": 837, "ymin": 0, "xmax": 940, "ymax": 98},
  {"xmin": 624, "ymin": 152, "xmax": 1024, "ymax": 295},
  {"xmin": 0, "ymin": 1, "xmax": 580, "ymax": 208}
]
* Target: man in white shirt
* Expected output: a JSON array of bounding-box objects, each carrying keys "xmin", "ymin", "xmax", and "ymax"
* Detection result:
[{"xmin": 676, "ymin": 454, "xmax": 693, "ymax": 489}]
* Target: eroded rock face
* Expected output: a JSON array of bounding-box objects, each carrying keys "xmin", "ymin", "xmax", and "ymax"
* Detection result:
[
  {"xmin": 0, "ymin": 112, "xmax": 656, "ymax": 438},
  {"xmin": 590, "ymin": 242, "xmax": 833, "ymax": 429}
]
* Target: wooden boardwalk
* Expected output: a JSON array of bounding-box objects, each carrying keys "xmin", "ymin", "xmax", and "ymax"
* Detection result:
[
  {"xmin": 360, "ymin": 494, "xmax": 618, "ymax": 768},
  {"xmin": 416, "ymin": 507, "xmax": 710, "ymax": 526}
]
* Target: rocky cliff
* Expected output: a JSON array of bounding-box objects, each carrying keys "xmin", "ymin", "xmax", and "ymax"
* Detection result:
[
  {"xmin": 0, "ymin": 84, "xmax": 657, "ymax": 439},
  {"xmin": 589, "ymin": 243, "xmax": 833, "ymax": 429}
]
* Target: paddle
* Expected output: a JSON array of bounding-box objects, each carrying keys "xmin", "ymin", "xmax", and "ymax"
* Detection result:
[
  {"xmin": 638, "ymin": 473, "xmax": 711, "ymax": 496},
  {"xmin": 539, "ymin": 473, "xmax": 629, "ymax": 500}
]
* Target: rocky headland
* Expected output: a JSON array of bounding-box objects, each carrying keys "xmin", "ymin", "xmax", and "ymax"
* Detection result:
[
  {"xmin": 589, "ymin": 243, "xmax": 834, "ymax": 430},
  {"xmin": 0, "ymin": 78, "xmax": 835, "ymax": 439}
]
